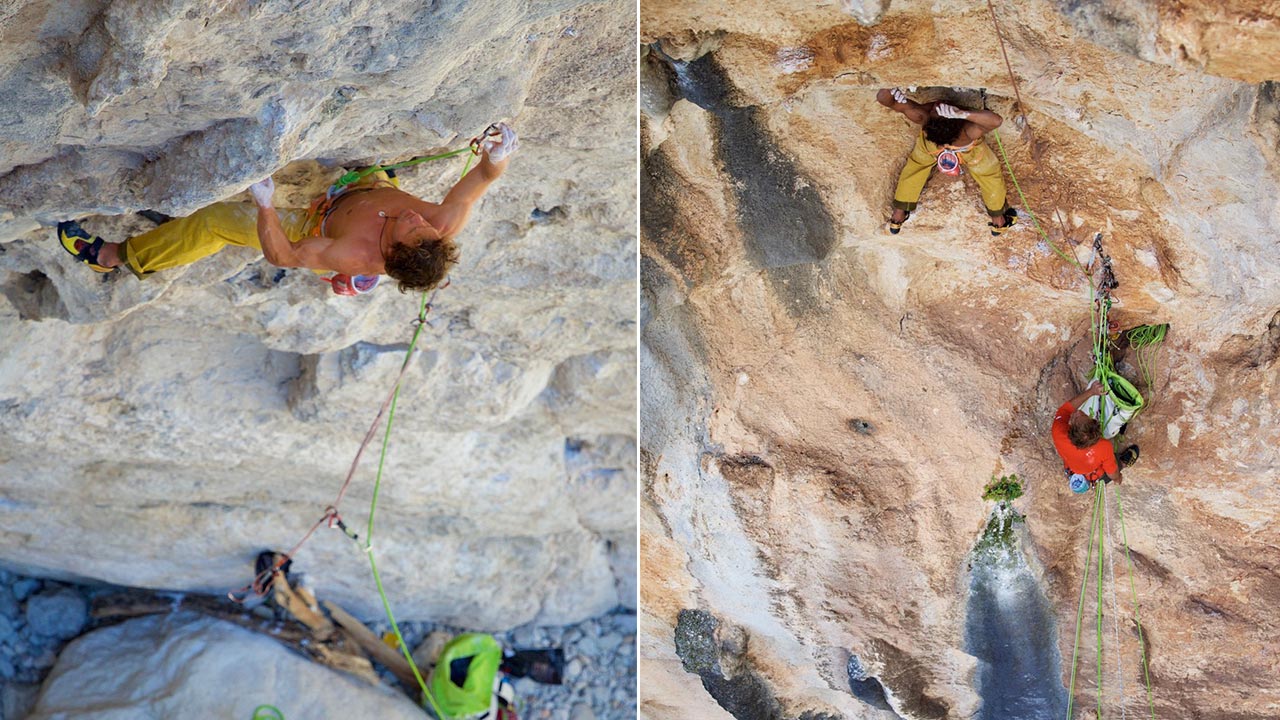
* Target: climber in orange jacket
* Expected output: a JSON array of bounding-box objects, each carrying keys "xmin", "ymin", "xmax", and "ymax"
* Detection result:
[
  {"xmin": 876, "ymin": 87, "xmax": 1017, "ymax": 236},
  {"xmin": 1052, "ymin": 381, "xmax": 1139, "ymax": 493}
]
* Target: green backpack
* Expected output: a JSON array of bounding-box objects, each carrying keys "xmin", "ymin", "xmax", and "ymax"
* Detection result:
[{"xmin": 427, "ymin": 633, "xmax": 504, "ymax": 719}]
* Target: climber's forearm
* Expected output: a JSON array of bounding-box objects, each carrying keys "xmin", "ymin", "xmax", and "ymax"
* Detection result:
[{"xmin": 256, "ymin": 205, "xmax": 301, "ymax": 267}]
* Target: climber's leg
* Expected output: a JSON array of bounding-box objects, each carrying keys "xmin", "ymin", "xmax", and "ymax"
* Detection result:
[
  {"xmin": 119, "ymin": 203, "xmax": 310, "ymax": 278},
  {"xmin": 892, "ymin": 135, "xmax": 936, "ymax": 217},
  {"xmin": 967, "ymin": 143, "xmax": 1010, "ymax": 222}
]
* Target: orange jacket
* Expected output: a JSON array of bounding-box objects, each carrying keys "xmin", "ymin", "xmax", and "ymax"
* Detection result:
[{"xmin": 1052, "ymin": 401, "xmax": 1118, "ymax": 480}]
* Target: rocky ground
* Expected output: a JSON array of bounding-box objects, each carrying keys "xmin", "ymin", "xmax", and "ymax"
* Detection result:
[
  {"xmin": 0, "ymin": 570, "xmax": 88, "ymax": 720},
  {"xmin": 378, "ymin": 612, "xmax": 637, "ymax": 720},
  {"xmin": 0, "ymin": 567, "xmax": 635, "ymax": 720}
]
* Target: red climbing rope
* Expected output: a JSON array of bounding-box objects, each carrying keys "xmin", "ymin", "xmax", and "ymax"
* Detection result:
[
  {"xmin": 985, "ymin": 0, "xmax": 1079, "ymax": 249},
  {"xmin": 986, "ymin": 0, "xmax": 1026, "ymax": 118},
  {"xmin": 228, "ymin": 283, "xmax": 446, "ymax": 603}
]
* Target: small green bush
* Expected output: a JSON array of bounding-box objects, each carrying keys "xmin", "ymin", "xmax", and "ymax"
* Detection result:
[
  {"xmin": 982, "ymin": 474, "xmax": 1023, "ymax": 503},
  {"xmin": 974, "ymin": 474, "xmax": 1025, "ymax": 553}
]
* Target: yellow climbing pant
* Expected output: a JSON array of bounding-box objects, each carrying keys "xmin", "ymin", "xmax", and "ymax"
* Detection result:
[
  {"xmin": 120, "ymin": 203, "xmax": 313, "ymax": 278},
  {"xmin": 892, "ymin": 133, "xmax": 1008, "ymax": 216}
]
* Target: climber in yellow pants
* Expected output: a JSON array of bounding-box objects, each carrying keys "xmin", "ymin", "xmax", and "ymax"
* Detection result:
[
  {"xmin": 114, "ymin": 203, "xmax": 313, "ymax": 278},
  {"xmin": 58, "ymin": 122, "xmax": 521, "ymax": 293},
  {"xmin": 876, "ymin": 88, "xmax": 1016, "ymax": 236}
]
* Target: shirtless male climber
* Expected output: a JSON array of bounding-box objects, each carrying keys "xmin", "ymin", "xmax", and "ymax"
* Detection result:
[
  {"xmin": 58, "ymin": 122, "xmax": 520, "ymax": 294},
  {"xmin": 875, "ymin": 88, "xmax": 1017, "ymax": 236}
]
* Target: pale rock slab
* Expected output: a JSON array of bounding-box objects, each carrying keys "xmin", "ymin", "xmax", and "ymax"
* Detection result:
[
  {"xmin": 0, "ymin": 0, "xmax": 636, "ymax": 631},
  {"xmin": 26, "ymin": 612, "xmax": 426, "ymax": 720}
]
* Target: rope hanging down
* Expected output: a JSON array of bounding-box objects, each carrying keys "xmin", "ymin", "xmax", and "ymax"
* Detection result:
[
  {"xmin": 1064, "ymin": 482, "xmax": 1157, "ymax": 719},
  {"xmin": 229, "ymin": 138, "xmax": 489, "ymax": 720},
  {"xmin": 984, "ymin": 0, "xmax": 1087, "ymax": 276},
  {"xmin": 982, "ymin": 5, "xmax": 1163, "ymax": 717}
]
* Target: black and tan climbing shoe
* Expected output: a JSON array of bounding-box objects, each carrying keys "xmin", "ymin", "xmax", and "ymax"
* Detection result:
[
  {"xmin": 889, "ymin": 210, "xmax": 911, "ymax": 235},
  {"xmin": 989, "ymin": 207, "xmax": 1018, "ymax": 236}
]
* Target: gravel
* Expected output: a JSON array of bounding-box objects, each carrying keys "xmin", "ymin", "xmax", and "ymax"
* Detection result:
[
  {"xmin": 0, "ymin": 571, "xmax": 94, "ymax": 720},
  {"xmin": 24, "ymin": 588, "xmax": 88, "ymax": 640}
]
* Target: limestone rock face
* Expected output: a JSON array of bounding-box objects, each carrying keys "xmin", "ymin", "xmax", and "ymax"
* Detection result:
[
  {"xmin": 641, "ymin": 1, "xmax": 1279, "ymax": 718},
  {"xmin": 26, "ymin": 612, "xmax": 427, "ymax": 719},
  {"xmin": 0, "ymin": 0, "xmax": 635, "ymax": 630}
]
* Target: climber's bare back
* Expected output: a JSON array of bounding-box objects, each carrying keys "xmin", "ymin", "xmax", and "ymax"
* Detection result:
[{"xmin": 308, "ymin": 187, "xmax": 461, "ymax": 275}]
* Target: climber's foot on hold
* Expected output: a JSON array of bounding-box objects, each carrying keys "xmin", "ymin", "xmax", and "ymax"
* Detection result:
[
  {"xmin": 989, "ymin": 207, "xmax": 1018, "ymax": 236},
  {"xmin": 889, "ymin": 209, "xmax": 910, "ymax": 235},
  {"xmin": 58, "ymin": 221, "xmax": 118, "ymax": 273}
]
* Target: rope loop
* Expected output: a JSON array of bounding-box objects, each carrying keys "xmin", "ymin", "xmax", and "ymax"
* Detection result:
[{"xmin": 251, "ymin": 705, "xmax": 285, "ymax": 720}]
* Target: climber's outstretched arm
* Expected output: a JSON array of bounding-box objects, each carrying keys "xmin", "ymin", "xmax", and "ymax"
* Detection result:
[
  {"xmin": 429, "ymin": 122, "xmax": 520, "ymax": 238},
  {"xmin": 876, "ymin": 88, "xmax": 930, "ymax": 125},
  {"xmin": 959, "ymin": 109, "xmax": 1003, "ymax": 142},
  {"xmin": 963, "ymin": 109, "xmax": 1004, "ymax": 133}
]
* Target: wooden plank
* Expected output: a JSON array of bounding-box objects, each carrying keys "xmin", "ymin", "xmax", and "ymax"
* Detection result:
[{"xmin": 322, "ymin": 600, "xmax": 427, "ymax": 691}]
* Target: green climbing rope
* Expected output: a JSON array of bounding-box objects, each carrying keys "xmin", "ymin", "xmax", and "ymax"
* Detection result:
[
  {"xmin": 984, "ymin": 6, "xmax": 1161, "ymax": 716},
  {"xmin": 1095, "ymin": 481, "xmax": 1105, "ymax": 718},
  {"xmin": 989, "ymin": 129, "xmax": 1088, "ymax": 274},
  {"xmin": 1127, "ymin": 323, "xmax": 1168, "ymax": 390},
  {"xmin": 251, "ymin": 705, "xmax": 284, "ymax": 720},
  {"xmin": 332, "ymin": 146, "xmax": 476, "ymax": 192},
  {"xmin": 1115, "ymin": 487, "xmax": 1158, "ymax": 719},
  {"xmin": 360, "ymin": 151, "xmax": 477, "ymax": 720},
  {"xmin": 1066, "ymin": 484, "xmax": 1102, "ymax": 719}
]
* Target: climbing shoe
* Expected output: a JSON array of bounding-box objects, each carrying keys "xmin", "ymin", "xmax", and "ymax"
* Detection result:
[
  {"xmin": 1118, "ymin": 444, "xmax": 1140, "ymax": 468},
  {"xmin": 888, "ymin": 210, "xmax": 911, "ymax": 235},
  {"xmin": 57, "ymin": 220, "xmax": 113, "ymax": 273},
  {"xmin": 989, "ymin": 207, "xmax": 1018, "ymax": 236}
]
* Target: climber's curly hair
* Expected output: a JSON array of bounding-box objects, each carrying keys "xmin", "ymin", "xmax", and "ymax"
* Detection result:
[
  {"xmin": 923, "ymin": 115, "xmax": 968, "ymax": 146},
  {"xmin": 1068, "ymin": 412, "xmax": 1102, "ymax": 449},
  {"xmin": 384, "ymin": 230, "xmax": 460, "ymax": 293}
]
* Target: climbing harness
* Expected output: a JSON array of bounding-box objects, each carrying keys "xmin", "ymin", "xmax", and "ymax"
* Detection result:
[{"xmin": 229, "ymin": 135, "xmax": 490, "ymax": 719}]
